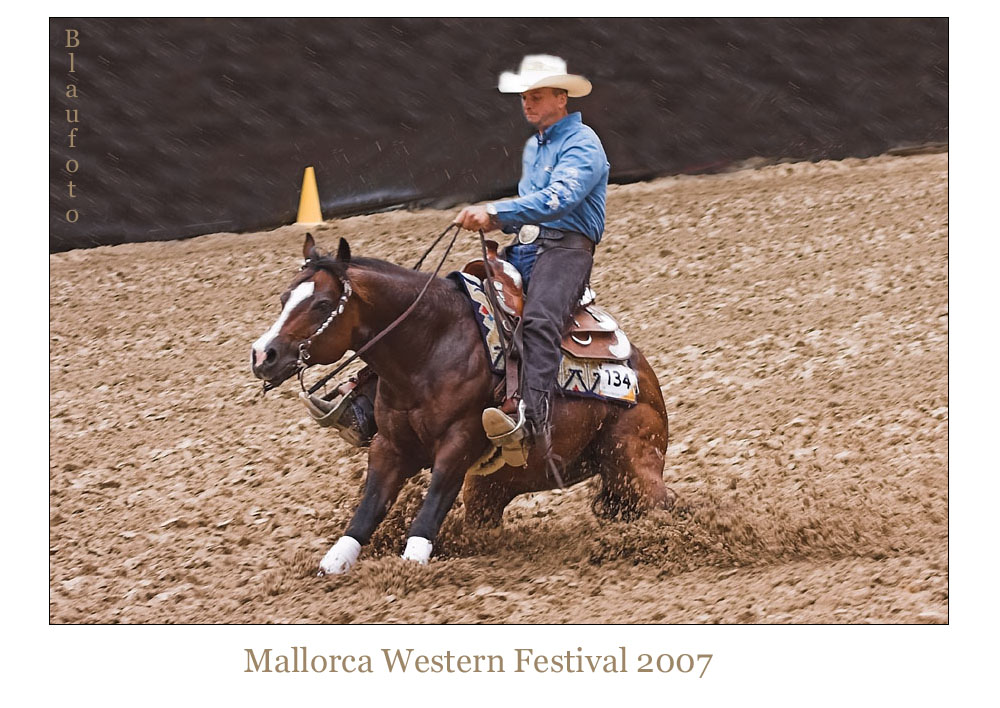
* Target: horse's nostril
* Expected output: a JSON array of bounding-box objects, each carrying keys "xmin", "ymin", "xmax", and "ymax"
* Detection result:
[{"xmin": 251, "ymin": 345, "xmax": 273, "ymax": 371}]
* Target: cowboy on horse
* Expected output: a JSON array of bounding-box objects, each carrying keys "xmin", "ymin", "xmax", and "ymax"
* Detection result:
[
  {"xmin": 250, "ymin": 55, "xmax": 675, "ymax": 576},
  {"xmin": 454, "ymin": 54, "xmax": 609, "ymax": 469}
]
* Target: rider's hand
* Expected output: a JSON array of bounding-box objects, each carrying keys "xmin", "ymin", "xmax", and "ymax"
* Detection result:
[{"xmin": 453, "ymin": 205, "xmax": 499, "ymax": 232}]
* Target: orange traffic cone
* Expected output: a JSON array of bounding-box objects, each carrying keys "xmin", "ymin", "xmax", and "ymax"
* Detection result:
[{"xmin": 296, "ymin": 166, "xmax": 323, "ymax": 225}]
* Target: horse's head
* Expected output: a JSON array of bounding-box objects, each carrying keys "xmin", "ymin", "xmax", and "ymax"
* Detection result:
[{"xmin": 250, "ymin": 234, "xmax": 358, "ymax": 388}]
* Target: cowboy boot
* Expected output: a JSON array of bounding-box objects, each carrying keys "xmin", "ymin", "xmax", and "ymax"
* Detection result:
[
  {"xmin": 524, "ymin": 393, "xmax": 566, "ymax": 488},
  {"xmin": 482, "ymin": 399, "xmax": 530, "ymax": 467}
]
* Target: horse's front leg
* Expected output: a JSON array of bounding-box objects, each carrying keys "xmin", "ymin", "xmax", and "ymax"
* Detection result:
[
  {"xmin": 401, "ymin": 425, "xmax": 483, "ymax": 565},
  {"xmin": 318, "ymin": 435, "xmax": 421, "ymax": 576}
]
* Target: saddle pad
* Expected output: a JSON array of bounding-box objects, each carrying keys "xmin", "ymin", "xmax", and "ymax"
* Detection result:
[
  {"xmin": 448, "ymin": 271, "xmax": 505, "ymax": 374},
  {"xmin": 448, "ymin": 271, "xmax": 638, "ymax": 407},
  {"xmin": 557, "ymin": 356, "xmax": 639, "ymax": 405}
]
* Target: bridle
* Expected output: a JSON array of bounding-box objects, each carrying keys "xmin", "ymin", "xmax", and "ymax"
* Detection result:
[
  {"xmin": 295, "ymin": 267, "xmax": 352, "ymax": 373},
  {"xmin": 267, "ymin": 222, "xmax": 463, "ymax": 396}
]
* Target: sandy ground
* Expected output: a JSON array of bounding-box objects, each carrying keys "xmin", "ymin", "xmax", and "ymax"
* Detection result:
[{"xmin": 49, "ymin": 152, "xmax": 947, "ymax": 624}]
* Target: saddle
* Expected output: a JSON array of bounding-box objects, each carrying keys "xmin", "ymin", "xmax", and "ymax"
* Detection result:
[{"xmin": 461, "ymin": 240, "xmax": 632, "ymax": 362}]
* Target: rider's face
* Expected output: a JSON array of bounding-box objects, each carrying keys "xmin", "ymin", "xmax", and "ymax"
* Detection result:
[{"xmin": 520, "ymin": 88, "xmax": 567, "ymax": 131}]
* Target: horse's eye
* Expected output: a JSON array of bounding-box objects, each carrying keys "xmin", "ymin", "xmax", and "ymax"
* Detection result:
[{"xmin": 312, "ymin": 299, "xmax": 333, "ymax": 312}]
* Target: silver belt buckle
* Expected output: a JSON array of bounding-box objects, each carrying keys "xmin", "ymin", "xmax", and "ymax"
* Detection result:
[{"xmin": 518, "ymin": 225, "xmax": 540, "ymax": 244}]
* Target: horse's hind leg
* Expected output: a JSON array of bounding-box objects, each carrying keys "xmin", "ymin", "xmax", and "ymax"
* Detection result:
[
  {"xmin": 463, "ymin": 473, "xmax": 519, "ymax": 528},
  {"xmin": 592, "ymin": 405, "xmax": 676, "ymax": 520},
  {"xmin": 463, "ymin": 448, "xmax": 600, "ymax": 527}
]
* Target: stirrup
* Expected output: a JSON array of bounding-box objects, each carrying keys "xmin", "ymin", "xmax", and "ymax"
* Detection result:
[
  {"xmin": 299, "ymin": 379, "xmax": 377, "ymax": 447},
  {"xmin": 482, "ymin": 400, "xmax": 529, "ymax": 467}
]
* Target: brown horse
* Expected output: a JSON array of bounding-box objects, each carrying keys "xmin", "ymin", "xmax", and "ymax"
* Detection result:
[{"xmin": 251, "ymin": 234, "xmax": 675, "ymax": 574}]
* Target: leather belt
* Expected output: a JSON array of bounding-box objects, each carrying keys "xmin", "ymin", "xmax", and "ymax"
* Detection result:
[{"xmin": 516, "ymin": 225, "xmax": 595, "ymax": 254}]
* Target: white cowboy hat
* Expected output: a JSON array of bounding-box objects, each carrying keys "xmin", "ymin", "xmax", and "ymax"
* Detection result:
[{"xmin": 498, "ymin": 54, "xmax": 592, "ymax": 97}]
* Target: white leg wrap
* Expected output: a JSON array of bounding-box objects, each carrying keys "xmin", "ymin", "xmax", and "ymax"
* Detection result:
[
  {"xmin": 401, "ymin": 536, "xmax": 433, "ymax": 565},
  {"xmin": 318, "ymin": 536, "xmax": 362, "ymax": 576}
]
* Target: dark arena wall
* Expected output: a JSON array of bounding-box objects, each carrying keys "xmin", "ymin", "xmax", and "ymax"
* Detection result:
[{"xmin": 49, "ymin": 18, "xmax": 947, "ymax": 252}]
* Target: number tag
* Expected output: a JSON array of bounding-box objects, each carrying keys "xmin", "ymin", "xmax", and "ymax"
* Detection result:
[
  {"xmin": 557, "ymin": 356, "xmax": 639, "ymax": 405},
  {"xmin": 595, "ymin": 362, "xmax": 638, "ymax": 403}
]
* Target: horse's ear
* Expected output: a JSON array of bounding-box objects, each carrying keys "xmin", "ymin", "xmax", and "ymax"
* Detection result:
[
  {"xmin": 303, "ymin": 233, "xmax": 318, "ymax": 261},
  {"xmin": 336, "ymin": 237, "xmax": 351, "ymax": 263}
]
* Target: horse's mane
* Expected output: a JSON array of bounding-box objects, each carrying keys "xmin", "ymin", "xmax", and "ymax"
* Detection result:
[{"xmin": 304, "ymin": 253, "xmax": 401, "ymax": 278}]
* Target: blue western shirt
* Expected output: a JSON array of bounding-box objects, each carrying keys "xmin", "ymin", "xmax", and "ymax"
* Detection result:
[{"xmin": 491, "ymin": 112, "xmax": 610, "ymax": 244}]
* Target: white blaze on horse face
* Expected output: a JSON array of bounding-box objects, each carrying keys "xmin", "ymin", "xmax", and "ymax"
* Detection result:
[{"xmin": 252, "ymin": 280, "xmax": 315, "ymax": 365}]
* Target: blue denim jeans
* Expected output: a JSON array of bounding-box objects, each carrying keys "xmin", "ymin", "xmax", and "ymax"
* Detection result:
[{"xmin": 504, "ymin": 242, "xmax": 539, "ymax": 291}]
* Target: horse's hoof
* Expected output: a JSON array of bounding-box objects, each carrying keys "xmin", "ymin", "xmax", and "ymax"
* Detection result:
[
  {"xmin": 401, "ymin": 536, "xmax": 433, "ymax": 565},
  {"xmin": 318, "ymin": 536, "xmax": 361, "ymax": 576}
]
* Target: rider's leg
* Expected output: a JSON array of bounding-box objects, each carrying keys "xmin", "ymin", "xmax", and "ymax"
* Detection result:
[
  {"xmin": 482, "ymin": 237, "xmax": 592, "ymax": 466},
  {"xmin": 519, "ymin": 242, "xmax": 593, "ymax": 438}
]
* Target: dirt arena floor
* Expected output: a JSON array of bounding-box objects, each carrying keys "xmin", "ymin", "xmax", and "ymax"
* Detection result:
[{"xmin": 49, "ymin": 152, "xmax": 947, "ymax": 624}]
